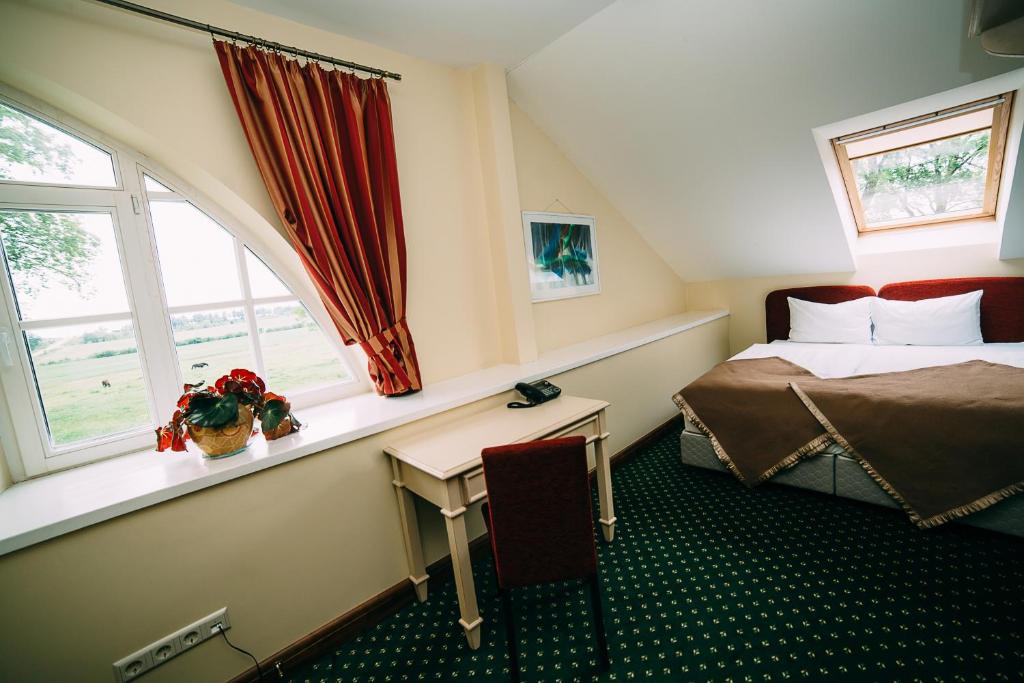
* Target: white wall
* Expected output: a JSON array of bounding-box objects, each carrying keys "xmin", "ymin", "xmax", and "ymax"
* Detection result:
[
  {"xmin": 687, "ymin": 244, "xmax": 1024, "ymax": 354},
  {"xmin": 509, "ymin": 0, "xmax": 1019, "ymax": 281},
  {"xmin": 509, "ymin": 102, "xmax": 689, "ymax": 351}
]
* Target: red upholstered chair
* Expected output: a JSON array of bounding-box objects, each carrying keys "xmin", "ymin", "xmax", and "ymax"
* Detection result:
[{"xmin": 480, "ymin": 436, "xmax": 610, "ymax": 681}]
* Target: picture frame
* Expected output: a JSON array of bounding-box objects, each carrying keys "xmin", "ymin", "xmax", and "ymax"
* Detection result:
[{"xmin": 521, "ymin": 211, "xmax": 601, "ymax": 302}]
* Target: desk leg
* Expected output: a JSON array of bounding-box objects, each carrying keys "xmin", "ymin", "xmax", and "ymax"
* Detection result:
[
  {"xmin": 391, "ymin": 460, "xmax": 429, "ymax": 602},
  {"xmin": 594, "ymin": 428, "xmax": 617, "ymax": 542},
  {"xmin": 443, "ymin": 506, "xmax": 483, "ymax": 649}
]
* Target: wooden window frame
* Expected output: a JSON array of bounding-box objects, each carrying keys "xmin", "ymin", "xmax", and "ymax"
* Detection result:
[{"xmin": 832, "ymin": 92, "xmax": 1014, "ymax": 234}]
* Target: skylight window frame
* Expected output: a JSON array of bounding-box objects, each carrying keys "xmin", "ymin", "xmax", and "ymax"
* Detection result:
[{"xmin": 831, "ymin": 92, "xmax": 1014, "ymax": 234}]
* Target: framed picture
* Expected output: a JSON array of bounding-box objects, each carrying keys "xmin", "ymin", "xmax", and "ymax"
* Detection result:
[{"xmin": 521, "ymin": 211, "xmax": 601, "ymax": 302}]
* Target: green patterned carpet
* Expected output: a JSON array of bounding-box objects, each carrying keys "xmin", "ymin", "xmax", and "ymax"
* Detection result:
[{"xmin": 285, "ymin": 425, "xmax": 1024, "ymax": 682}]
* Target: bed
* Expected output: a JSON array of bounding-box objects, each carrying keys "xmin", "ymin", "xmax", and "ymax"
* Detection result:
[{"xmin": 679, "ymin": 277, "xmax": 1024, "ymax": 537}]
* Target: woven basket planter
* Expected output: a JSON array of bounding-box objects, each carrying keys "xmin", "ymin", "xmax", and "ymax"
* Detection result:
[{"xmin": 187, "ymin": 404, "xmax": 254, "ymax": 458}]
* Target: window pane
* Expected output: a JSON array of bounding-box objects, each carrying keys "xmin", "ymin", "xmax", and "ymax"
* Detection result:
[
  {"xmin": 0, "ymin": 211, "xmax": 130, "ymax": 320},
  {"xmin": 0, "ymin": 102, "xmax": 116, "ymax": 187},
  {"xmin": 25, "ymin": 321, "xmax": 150, "ymax": 447},
  {"xmin": 172, "ymin": 307, "xmax": 256, "ymax": 387},
  {"xmin": 150, "ymin": 201, "xmax": 242, "ymax": 307},
  {"xmin": 256, "ymin": 302, "xmax": 350, "ymax": 392},
  {"xmin": 245, "ymin": 249, "xmax": 289, "ymax": 298},
  {"xmin": 143, "ymin": 175, "xmax": 173, "ymax": 193},
  {"xmin": 852, "ymin": 130, "xmax": 990, "ymax": 228}
]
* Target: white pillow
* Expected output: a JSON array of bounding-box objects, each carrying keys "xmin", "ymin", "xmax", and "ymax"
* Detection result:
[
  {"xmin": 787, "ymin": 296, "xmax": 873, "ymax": 344},
  {"xmin": 870, "ymin": 290, "xmax": 983, "ymax": 346}
]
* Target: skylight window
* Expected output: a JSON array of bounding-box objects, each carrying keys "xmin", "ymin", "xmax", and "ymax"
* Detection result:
[{"xmin": 832, "ymin": 93, "xmax": 1013, "ymax": 233}]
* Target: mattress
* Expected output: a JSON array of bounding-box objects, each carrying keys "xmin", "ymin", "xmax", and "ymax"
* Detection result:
[{"xmin": 679, "ymin": 341, "xmax": 1024, "ymax": 537}]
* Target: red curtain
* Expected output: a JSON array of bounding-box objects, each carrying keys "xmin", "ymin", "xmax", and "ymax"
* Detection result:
[{"xmin": 214, "ymin": 41, "xmax": 421, "ymax": 396}]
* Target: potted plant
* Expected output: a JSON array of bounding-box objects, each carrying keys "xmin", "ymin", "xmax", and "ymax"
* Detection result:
[{"xmin": 155, "ymin": 368, "xmax": 301, "ymax": 458}]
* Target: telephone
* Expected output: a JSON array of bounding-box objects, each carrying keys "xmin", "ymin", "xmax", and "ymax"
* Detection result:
[{"xmin": 507, "ymin": 379, "xmax": 562, "ymax": 409}]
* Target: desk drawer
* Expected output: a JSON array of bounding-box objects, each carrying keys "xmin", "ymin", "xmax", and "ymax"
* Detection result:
[
  {"xmin": 548, "ymin": 415, "xmax": 600, "ymax": 443},
  {"xmin": 461, "ymin": 467, "xmax": 487, "ymax": 504}
]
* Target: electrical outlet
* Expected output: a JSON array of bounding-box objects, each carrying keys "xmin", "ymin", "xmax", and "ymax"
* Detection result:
[
  {"xmin": 181, "ymin": 628, "xmax": 202, "ymax": 647},
  {"xmin": 113, "ymin": 650, "xmax": 152, "ymax": 682},
  {"xmin": 150, "ymin": 635, "xmax": 180, "ymax": 665},
  {"xmin": 112, "ymin": 608, "xmax": 230, "ymax": 682}
]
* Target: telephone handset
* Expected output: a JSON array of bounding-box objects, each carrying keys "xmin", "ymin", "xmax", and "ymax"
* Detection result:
[{"xmin": 507, "ymin": 379, "xmax": 562, "ymax": 409}]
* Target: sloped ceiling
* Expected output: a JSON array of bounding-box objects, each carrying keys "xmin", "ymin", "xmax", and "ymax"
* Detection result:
[
  {"xmin": 508, "ymin": 0, "xmax": 1017, "ymax": 281},
  {"xmin": 231, "ymin": 0, "xmax": 615, "ymax": 67}
]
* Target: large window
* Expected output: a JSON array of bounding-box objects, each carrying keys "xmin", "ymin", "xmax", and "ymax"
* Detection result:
[
  {"xmin": 0, "ymin": 94, "xmax": 366, "ymax": 478},
  {"xmin": 832, "ymin": 93, "xmax": 1013, "ymax": 233}
]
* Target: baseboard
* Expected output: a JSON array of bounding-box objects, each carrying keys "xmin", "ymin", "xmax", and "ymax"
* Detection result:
[{"xmin": 227, "ymin": 414, "xmax": 681, "ymax": 682}]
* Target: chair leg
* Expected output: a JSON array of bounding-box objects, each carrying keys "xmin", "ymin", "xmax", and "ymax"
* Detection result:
[
  {"xmin": 501, "ymin": 588, "xmax": 520, "ymax": 682},
  {"xmin": 587, "ymin": 575, "xmax": 611, "ymax": 671}
]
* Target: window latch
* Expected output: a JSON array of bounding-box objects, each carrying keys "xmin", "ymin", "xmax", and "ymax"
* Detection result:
[
  {"xmin": 0, "ymin": 327, "xmax": 14, "ymax": 368},
  {"xmin": 131, "ymin": 194, "xmax": 142, "ymax": 215}
]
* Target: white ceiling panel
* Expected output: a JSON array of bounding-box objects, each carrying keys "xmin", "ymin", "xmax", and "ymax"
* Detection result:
[
  {"xmin": 509, "ymin": 0, "xmax": 1016, "ymax": 280},
  {"xmin": 231, "ymin": 0, "xmax": 616, "ymax": 67}
]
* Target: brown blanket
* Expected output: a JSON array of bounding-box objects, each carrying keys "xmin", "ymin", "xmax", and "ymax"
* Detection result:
[{"xmin": 673, "ymin": 357, "xmax": 1024, "ymax": 528}]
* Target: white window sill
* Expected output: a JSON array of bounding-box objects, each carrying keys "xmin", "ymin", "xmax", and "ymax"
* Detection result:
[
  {"xmin": 0, "ymin": 309, "xmax": 727, "ymax": 556},
  {"xmin": 854, "ymin": 218, "xmax": 1001, "ymax": 256}
]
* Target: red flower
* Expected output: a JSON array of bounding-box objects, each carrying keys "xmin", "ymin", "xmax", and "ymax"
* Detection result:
[
  {"xmin": 214, "ymin": 369, "xmax": 266, "ymax": 404},
  {"xmin": 170, "ymin": 430, "xmax": 188, "ymax": 452},
  {"xmin": 155, "ymin": 422, "xmax": 188, "ymax": 452},
  {"xmin": 156, "ymin": 426, "xmax": 172, "ymax": 451},
  {"xmin": 217, "ymin": 369, "xmax": 259, "ymax": 391}
]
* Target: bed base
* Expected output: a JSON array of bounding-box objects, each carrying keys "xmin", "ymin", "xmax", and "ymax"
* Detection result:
[{"xmin": 680, "ymin": 431, "xmax": 1024, "ymax": 538}]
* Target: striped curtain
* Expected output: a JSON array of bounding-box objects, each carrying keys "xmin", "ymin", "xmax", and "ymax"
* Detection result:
[{"xmin": 214, "ymin": 41, "xmax": 421, "ymax": 396}]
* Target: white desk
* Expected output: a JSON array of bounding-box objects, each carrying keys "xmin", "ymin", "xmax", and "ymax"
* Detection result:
[{"xmin": 385, "ymin": 395, "xmax": 615, "ymax": 649}]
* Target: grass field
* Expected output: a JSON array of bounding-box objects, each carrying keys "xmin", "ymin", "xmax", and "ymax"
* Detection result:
[
  {"xmin": 35, "ymin": 349, "xmax": 151, "ymax": 445},
  {"xmin": 31, "ymin": 313, "xmax": 351, "ymax": 446}
]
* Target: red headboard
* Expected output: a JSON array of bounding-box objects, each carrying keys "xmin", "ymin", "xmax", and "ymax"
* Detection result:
[
  {"xmin": 764, "ymin": 285, "xmax": 876, "ymax": 342},
  {"xmin": 878, "ymin": 277, "xmax": 1024, "ymax": 342}
]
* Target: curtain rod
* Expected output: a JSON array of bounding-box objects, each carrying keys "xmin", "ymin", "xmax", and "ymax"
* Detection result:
[{"xmin": 91, "ymin": 0, "xmax": 402, "ymax": 81}]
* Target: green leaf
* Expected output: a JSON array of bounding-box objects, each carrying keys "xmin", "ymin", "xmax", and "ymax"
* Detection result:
[
  {"xmin": 260, "ymin": 398, "xmax": 289, "ymax": 432},
  {"xmin": 185, "ymin": 392, "xmax": 239, "ymax": 428}
]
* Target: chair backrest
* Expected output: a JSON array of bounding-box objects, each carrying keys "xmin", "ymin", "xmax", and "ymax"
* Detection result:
[{"xmin": 481, "ymin": 436, "xmax": 597, "ymax": 588}]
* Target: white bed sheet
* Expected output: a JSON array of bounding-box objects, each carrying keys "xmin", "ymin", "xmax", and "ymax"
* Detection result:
[{"xmin": 729, "ymin": 340, "xmax": 1024, "ymax": 377}]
